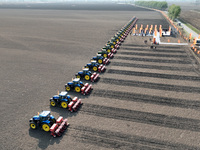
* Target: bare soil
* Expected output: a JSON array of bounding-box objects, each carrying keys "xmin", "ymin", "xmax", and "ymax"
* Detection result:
[{"xmin": 1, "ymin": 3, "xmax": 200, "ymax": 150}]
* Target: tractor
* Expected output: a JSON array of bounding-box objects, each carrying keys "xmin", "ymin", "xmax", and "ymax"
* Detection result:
[
  {"xmin": 102, "ymin": 46, "xmax": 117, "ymax": 54},
  {"xmin": 29, "ymin": 111, "xmax": 69, "ymax": 137},
  {"xmin": 65, "ymin": 78, "xmax": 92, "ymax": 95},
  {"xmin": 97, "ymin": 49, "xmax": 114, "ymax": 59},
  {"xmin": 85, "ymin": 60, "xmax": 106, "ymax": 73},
  {"xmin": 50, "ymin": 91, "xmax": 82, "ymax": 112},
  {"xmin": 92, "ymin": 54, "xmax": 109, "ymax": 65},
  {"xmin": 29, "ymin": 111, "xmax": 56, "ymax": 132},
  {"xmin": 75, "ymin": 68, "xmax": 99, "ymax": 82},
  {"xmin": 50, "ymin": 91, "xmax": 72, "ymax": 108}
]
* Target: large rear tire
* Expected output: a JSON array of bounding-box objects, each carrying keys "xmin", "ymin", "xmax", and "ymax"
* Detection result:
[
  {"xmin": 103, "ymin": 54, "xmax": 107, "ymax": 58},
  {"xmin": 61, "ymin": 101, "xmax": 68, "ymax": 109},
  {"xmin": 98, "ymin": 59, "xmax": 103, "ymax": 64},
  {"xmin": 85, "ymin": 75, "xmax": 90, "ymax": 81},
  {"xmin": 75, "ymin": 86, "xmax": 81, "ymax": 93},
  {"xmin": 93, "ymin": 66, "xmax": 97, "ymax": 71},
  {"xmin": 42, "ymin": 124, "xmax": 50, "ymax": 132}
]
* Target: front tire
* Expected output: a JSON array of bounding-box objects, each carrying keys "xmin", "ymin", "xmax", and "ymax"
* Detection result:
[
  {"xmin": 50, "ymin": 100, "xmax": 56, "ymax": 107},
  {"xmin": 65, "ymin": 86, "xmax": 71, "ymax": 91},
  {"xmin": 30, "ymin": 122, "xmax": 37, "ymax": 130},
  {"xmin": 103, "ymin": 54, "xmax": 107, "ymax": 58}
]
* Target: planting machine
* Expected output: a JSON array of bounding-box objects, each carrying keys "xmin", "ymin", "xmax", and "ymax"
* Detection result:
[{"xmin": 97, "ymin": 49, "xmax": 114, "ymax": 59}]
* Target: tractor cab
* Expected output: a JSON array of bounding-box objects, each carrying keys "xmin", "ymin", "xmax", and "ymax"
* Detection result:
[
  {"xmin": 96, "ymin": 54, "xmax": 102, "ymax": 59},
  {"xmin": 59, "ymin": 91, "xmax": 68, "ymax": 99},
  {"xmin": 73, "ymin": 78, "xmax": 81, "ymax": 85},
  {"xmin": 38, "ymin": 111, "xmax": 53, "ymax": 124},
  {"xmin": 83, "ymin": 68, "xmax": 90, "ymax": 74},
  {"xmin": 91, "ymin": 60, "xmax": 97, "ymax": 65}
]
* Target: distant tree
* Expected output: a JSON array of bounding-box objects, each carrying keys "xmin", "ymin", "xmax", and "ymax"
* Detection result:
[
  {"xmin": 168, "ymin": 4, "xmax": 181, "ymax": 20},
  {"xmin": 135, "ymin": 1, "xmax": 168, "ymax": 10}
]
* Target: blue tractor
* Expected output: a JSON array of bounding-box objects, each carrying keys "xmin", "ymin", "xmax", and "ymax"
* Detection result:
[
  {"xmin": 29, "ymin": 111, "xmax": 56, "ymax": 132},
  {"xmin": 76, "ymin": 68, "xmax": 99, "ymax": 82},
  {"xmin": 65, "ymin": 78, "xmax": 84, "ymax": 93},
  {"xmin": 92, "ymin": 54, "xmax": 109, "ymax": 65},
  {"xmin": 76, "ymin": 68, "xmax": 92, "ymax": 81},
  {"xmin": 65, "ymin": 78, "xmax": 93, "ymax": 95},
  {"xmin": 50, "ymin": 91, "xmax": 72, "ymax": 109},
  {"xmin": 85, "ymin": 60, "xmax": 106, "ymax": 73}
]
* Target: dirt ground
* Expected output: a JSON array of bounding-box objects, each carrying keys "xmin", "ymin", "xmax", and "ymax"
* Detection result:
[{"xmin": 1, "ymin": 3, "xmax": 200, "ymax": 150}]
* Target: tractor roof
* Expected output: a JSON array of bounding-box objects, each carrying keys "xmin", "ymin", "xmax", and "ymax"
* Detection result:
[
  {"xmin": 97, "ymin": 54, "xmax": 101, "ymax": 57},
  {"xmin": 91, "ymin": 60, "xmax": 97, "ymax": 63},
  {"xmin": 83, "ymin": 68, "xmax": 89, "ymax": 72},
  {"xmin": 59, "ymin": 91, "xmax": 68, "ymax": 96},
  {"xmin": 39, "ymin": 111, "xmax": 51, "ymax": 118},
  {"xmin": 73, "ymin": 78, "xmax": 80, "ymax": 82}
]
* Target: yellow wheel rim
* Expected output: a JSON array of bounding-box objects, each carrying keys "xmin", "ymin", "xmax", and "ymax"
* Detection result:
[
  {"xmin": 93, "ymin": 66, "xmax": 97, "ymax": 71},
  {"xmin": 103, "ymin": 54, "xmax": 107, "ymax": 58},
  {"xmin": 111, "ymin": 45, "xmax": 114, "ymax": 48},
  {"xmin": 107, "ymin": 49, "xmax": 111, "ymax": 53},
  {"xmin": 61, "ymin": 102, "xmax": 68, "ymax": 108},
  {"xmin": 42, "ymin": 124, "xmax": 50, "ymax": 132},
  {"xmin": 30, "ymin": 123, "xmax": 36, "ymax": 129},
  {"xmin": 51, "ymin": 101, "xmax": 56, "ymax": 107},
  {"xmin": 98, "ymin": 59, "xmax": 103, "ymax": 64},
  {"xmin": 113, "ymin": 42, "xmax": 116, "ymax": 44},
  {"xmin": 66, "ymin": 86, "xmax": 70, "ymax": 91},
  {"xmin": 85, "ymin": 66, "xmax": 89, "ymax": 68},
  {"xmin": 75, "ymin": 87, "xmax": 81, "ymax": 93},
  {"xmin": 85, "ymin": 75, "xmax": 90, "ymax": 80},
  {"xmin": 116, "ymin": 39, "xmax": 119, "ymax": 42},
  {"xmin": 76, "ymin": 75, "xmax": 81, "ymax": 78}
]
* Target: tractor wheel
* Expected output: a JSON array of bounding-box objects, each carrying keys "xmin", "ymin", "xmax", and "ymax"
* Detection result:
[
  {"xmin": 116, "ymin": 39, "xmax": 119, "ymax": 42},
  {"xmin": 85, "ymin": 66, "xmax": 89, "ymax": 68},
  {"xmin": 42, "ymin": 124, "xmax": 50, "ymax": 132},
  {"xmin": 61, "ymin": 101, "xmax": 68, "ymax": 109},
  {"xmin": 98, "ymin": 59, "xmax": 103, "ymax": 64},
  {"xmin": 30, "ymin": 122, "xmax": 37, "ymax": 130},
  {"xmin": 93, "ymin": 66, "xmax": 97, "ymax": 71},
  {"xmin": 76, "ymin": 75, "xmax": 81, "ymax": 79},
  {"xmin": 113, "ymin": 42, "xmax": 116, "ymax": 45},
  {"xmin": 85, "ymin": 75, "xmax": 90, "ymax": 81},
  {"xmin": 68, "ymin": 97, "xmax": 72, "ymax": 102},
  {"xmin": 65, "ymin": 86, "xmax": 71, "ymax": 91},
  {"xmin": 111, "ymin": 45, "xmax": 114, "ymax": 49},
  {"xmin": 75, "ymin": 86, "xmax": 81, "ymax": 93},
  {"xmin": 50, "ymin": 100, "xmax": 56, "ymax": 107},
  {"xmin": 107, "ymin": 49, "xmax": 111, "ymax": 53},
  {"xmin": 103, "ymin": 54, "xmax": 107, "ymax": 58}
]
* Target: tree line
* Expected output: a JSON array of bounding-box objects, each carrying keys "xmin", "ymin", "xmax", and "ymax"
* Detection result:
[{"xmin": 135, "ymin": 1, "xmax": 168, "ymax": 10}]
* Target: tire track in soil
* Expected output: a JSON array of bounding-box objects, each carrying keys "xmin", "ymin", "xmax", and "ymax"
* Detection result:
[
  {"xmin": 70, "ymin": 126, "xmax": 199, "ymax": 150},
  {"xmin": 120, "ymin": 47, "xmax": 186, "ymax": 53},
  {"xmin": 92, "ymin": 89, "xmax": 200, "ymax": 109},
  {"xmin": 79, "ymin": 103, "xmax": 200, "ymax": 132},
  {"xmin": 115, "ymin": 56, "xmax": 191, "ymax": 64},
  {"xmin": 101, "ymin": 78, "xmax": 200, "ymax": 93},
  {"xmin": 118, "ymin": 51, "xmax": 188, "ymax": 58},
  {"xmin": 107, "ymin": 69, "xmax": 200, "ymax": 81},
  {"xmin": 112, "ymin": 62, "xmax": 194, "ymax": 72}
]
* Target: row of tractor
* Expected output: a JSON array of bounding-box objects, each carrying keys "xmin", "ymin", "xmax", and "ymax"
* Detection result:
[{"xmin": 29, "ymin": 16, "xmax": 138, "ymax": 137}]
